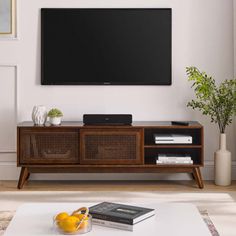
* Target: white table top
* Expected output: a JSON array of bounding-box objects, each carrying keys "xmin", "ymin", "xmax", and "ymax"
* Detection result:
[{"xmin": 4, "ymin": 202, "xmax": 211, "ymax": 236}]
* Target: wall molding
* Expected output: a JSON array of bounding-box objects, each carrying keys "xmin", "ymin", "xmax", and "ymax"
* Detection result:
[
  {"xmin": 0, "ymin": 160, "xmax": 235, "ymax": 181},
  {"xmin": 0, "ymin": 64, "xmax": 18, "ymax": 153}
]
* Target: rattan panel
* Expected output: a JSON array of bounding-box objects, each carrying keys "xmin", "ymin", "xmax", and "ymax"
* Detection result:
[
  {"xmin": 80, "ymin": 129, "xmax": 143, "ymax": 164},
  {"xmin": 21, "ymin": 131, "xmax": 78, "ymax": 163}
]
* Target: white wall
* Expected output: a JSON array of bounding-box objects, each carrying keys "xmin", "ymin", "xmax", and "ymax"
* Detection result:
[
  {"xmin": 234, "ymin": 1, "xmax": 236, "ymax": 160},
  {"xmin": 233, "ymin": 1, "xmax": 236, "ymax": 181},
  {"xmin": 0, "ymin": 0, "xmax": 235, "ymax": 180}
]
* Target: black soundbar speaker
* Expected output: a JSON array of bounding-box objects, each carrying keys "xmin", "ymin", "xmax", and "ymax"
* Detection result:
[{"xmin": 83, "ymin": 114, "xmax": 132, "ymax": 125}]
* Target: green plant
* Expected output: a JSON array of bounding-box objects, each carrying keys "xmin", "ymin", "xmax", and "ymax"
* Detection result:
[
  {"xmin": 47, "ymin": 108, "xmax": 63, "ymax": 118},
  {"xmin": 186, "ymin": 66, "xmax": 236, "ymax": 133}
]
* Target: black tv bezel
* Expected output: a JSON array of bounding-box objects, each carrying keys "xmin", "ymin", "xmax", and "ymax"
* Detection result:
[{"xmin": 41, "ymin": 8, "xmax": 172, "ymax": 86}]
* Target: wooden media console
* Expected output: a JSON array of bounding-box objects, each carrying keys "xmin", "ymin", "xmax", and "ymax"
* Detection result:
[{"xmin": 17, "ymin": 121, "xmax": 204, "ymax": 189}]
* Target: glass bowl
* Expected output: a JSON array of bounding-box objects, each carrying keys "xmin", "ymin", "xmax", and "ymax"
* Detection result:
[{"xmin": 53, "ymin": 214, "xmax": 92, "ymax": 235}]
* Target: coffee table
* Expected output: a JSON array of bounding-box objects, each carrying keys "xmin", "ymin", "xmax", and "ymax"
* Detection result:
[{"xmin": 4, "ymin": 203, "xmax": 211, "ymax": 236}]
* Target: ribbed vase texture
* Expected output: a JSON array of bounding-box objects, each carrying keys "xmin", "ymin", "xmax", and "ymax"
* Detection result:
[
  {"xmin": 214, "ymin": 133, "xmax": 231, "ymax": 186},
  {"xmin": 32, "ymin": 106, "xmax": 47, "ymax": 125}
]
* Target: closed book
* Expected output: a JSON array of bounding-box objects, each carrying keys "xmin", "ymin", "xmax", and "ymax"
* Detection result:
[
  {"xmin": 158, "ymin": 154, "xmax": 192, "ymax": 160},
  {"xmin": 92, "ymin": 218, "xmax": 134, "ymax": 231},
  {"xmin": 89, "ymin": 202, "xmax": 155, "ymax": 225},
  {"xmin": 156, "ymin": 160, "xmax": 193, "ymax": 164},
  {"xmin": 158, "ymin": 157, "xmax": 192, "ymax": 161}
]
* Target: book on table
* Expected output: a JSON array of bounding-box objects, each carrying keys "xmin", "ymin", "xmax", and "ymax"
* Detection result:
[{"xmin": 89, "ymin": 202, "xmax": 155, "ymax": 231}]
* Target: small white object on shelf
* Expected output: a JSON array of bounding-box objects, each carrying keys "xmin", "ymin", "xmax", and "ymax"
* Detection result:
[
  {"xmin": 32, "ymin": 105, "xmax": 47, "ymax": 125},
  {"xmin": 158, "ymin": 154, "xmax": 192, "ymax": 160},
  {"xmin": 156, "ymin": 154, "xmax": 193, "ymax": 164},
  {"xmin": 49, "ymin": 116, "xmax": 62, "ymax": 125},
  {"xmin": 48, "ymin": 108, "xmax": 63, "ymax": 126},
  {"xmin": 154, "ymin": 134, "xmax": 192, "ymax": 144},
  {"xmin": 156, "ymin": 160, "xmax": 193, "ymax": 165}
]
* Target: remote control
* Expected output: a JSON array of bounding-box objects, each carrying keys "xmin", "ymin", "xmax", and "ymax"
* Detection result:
[{"xmin": 171, "ymin": 121, "xmax": 189, "ymax": 126}]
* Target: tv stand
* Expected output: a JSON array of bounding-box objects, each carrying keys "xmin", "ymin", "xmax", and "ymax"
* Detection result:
[{"xmin": 17, "ymin": 121, "xmax": 204, "ymax": 189}]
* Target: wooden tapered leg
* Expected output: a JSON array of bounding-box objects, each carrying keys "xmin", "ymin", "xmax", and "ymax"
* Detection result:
[
  {"xmin": 17, "ymin": 167, "xmax": 29, "ymax": 189},
  {"xmin": 193, "ymin": 167, "xmax": 204, "ymax": 189},
  {"xmin": 25, "ymin": 172, "xmax": 30, "ymax": 181}
]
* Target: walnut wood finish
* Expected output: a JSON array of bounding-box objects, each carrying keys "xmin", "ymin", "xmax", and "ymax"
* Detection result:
[
  {"xmin": 80, "ymin": 128, "xmax": 143, "ymax": 165},
  {"xmin": 17, "ymin": 167, "xmax": 30, "ymax": 189},
  {"xmin": 193, "ymin": 167, "xmax": 204, "ymax": 189},
  {"xmin": 17, "ymin": 121, "xmax": 204, "ymax": 189},
  {"xmin": 19, "ymin": 128, "xmax": 79, "ymax": 164}
]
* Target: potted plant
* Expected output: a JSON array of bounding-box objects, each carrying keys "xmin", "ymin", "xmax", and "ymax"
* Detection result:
[
  {"xmin": 186, "ymin": 66, "xmax": 236, "ymax": 186},
  {"xmin": 48, "ymin": 108, "xmax": 63, "ymax": 125}
]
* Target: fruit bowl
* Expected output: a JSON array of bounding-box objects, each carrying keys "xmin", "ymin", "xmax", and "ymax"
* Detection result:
[{"xmin": 53, "ymin": 207, "xmax": 92, "ymax": 235}]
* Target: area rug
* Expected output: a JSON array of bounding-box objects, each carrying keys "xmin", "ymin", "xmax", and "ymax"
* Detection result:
[
  {"xmin": 1, "ymin": 191, "xmax": 235, "ymax": 235},
  {"xmin": 200, "ymin": 210, "xmax": 220, "ymax": 236},
  {"xmin": 0, "ymin": 211, "xmax": 14, "ymax": 236}
]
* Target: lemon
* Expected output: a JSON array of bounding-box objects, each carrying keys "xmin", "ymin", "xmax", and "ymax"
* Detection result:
[
  {"xmin": 72, "ymin": 213, "xmax": 89, "ymax": 221},
  {"xmin": 58, "ymin": 216, "xmax": 80, "ymax": 233},
  {"xmin": 55, "ymin": 212, "xmax": 69, "ymax": 222},
  {"xmin": 80, "ymin": 221, "xmax": 88, "ymax": 229},
  {"xmin": 72, "ymin": 214, "xmax": 89, "ymax": 229}
]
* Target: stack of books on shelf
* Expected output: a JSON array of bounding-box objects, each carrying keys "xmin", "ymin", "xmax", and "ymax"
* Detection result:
[
  {"xmin": 89, "ymin": 202, "xmax": 155, "ymax": 231},
  {"xmin": 156, "ymin": 154, "xmax": 193, "ymax": 165}
]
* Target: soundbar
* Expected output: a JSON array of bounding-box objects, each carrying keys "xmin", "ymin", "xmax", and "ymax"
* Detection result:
[{"xmin": 83, "ymin": 114, "xmax": 132, "ymax": 125}]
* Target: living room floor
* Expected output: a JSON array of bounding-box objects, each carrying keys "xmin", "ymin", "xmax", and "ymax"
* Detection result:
[
  {"xmin": 0, "ymin": 180, "xmax": 235, "ymax": 192},
  {"xmin": 0, "ymin": 180, "xmax": 236, "ymax": 235}
]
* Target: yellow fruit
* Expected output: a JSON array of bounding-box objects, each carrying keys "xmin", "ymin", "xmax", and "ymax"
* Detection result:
[
  {"xmin": 80, "ymin": 221, "xmax": 88, "ymax": 229},
  {"xmin": 72, "ymin": 214, "xmax": 89, "ymax": 229},
  {"xmin": 58, "ymin": 216, "xmax": 80, "ymax": 233},
  {"xmin": 72, "ymin": 213, "xmax": 89, "ymax": 221},
  {"xmin": 55, "ymin": 212, "xmax": 69, "ymax": 222}
]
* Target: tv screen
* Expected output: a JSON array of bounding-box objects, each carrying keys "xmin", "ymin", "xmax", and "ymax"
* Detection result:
[{"xmin": 41, "ymin": 8, "xmax": 172, "ymax": 85}]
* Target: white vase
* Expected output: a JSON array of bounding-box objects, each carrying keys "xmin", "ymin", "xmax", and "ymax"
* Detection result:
[
  {"xmin": 32, "ymin": 105, "xmax": 47, "ymax": 125},
  {"xmin": 214, "ymin": 133, "xmax": 231, "ymax": 186},
  {"xmin": 49, "ymin": 117, "xmax": 62, "ymax": 125}
]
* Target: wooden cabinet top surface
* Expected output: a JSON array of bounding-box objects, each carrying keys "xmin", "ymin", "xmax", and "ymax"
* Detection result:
[{"xmin": 17, "ymin": 121, "xmax": 203, "ymax": 128}]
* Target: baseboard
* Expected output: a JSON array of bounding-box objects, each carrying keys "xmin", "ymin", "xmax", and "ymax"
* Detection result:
[
  {"xmin": 0, "ymin": 160, "xmax": 236, "ymax": 181},
  {"xmin": 0, "ymin": 162, "xmax": 21, "ymax": 180}
]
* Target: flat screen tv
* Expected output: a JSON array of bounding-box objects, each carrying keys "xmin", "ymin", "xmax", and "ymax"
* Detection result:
[{"xmin": 41, "ymin": 8, "xmax": 172, "ymax": 85}]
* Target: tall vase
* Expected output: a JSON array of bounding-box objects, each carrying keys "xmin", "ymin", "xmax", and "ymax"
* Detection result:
[
  {"xmin": 32, "ymin": 105, "xmax": 47, "ymax": 125},
  {"xmin": 214, "ymin": 133, "xmax": 231, "ymax": 186}
]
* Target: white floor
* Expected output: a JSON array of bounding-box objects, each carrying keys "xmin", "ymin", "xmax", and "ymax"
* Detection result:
[{"xmin": 0, "ymin": 191, "xmax": 236, "ymax": 236}]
